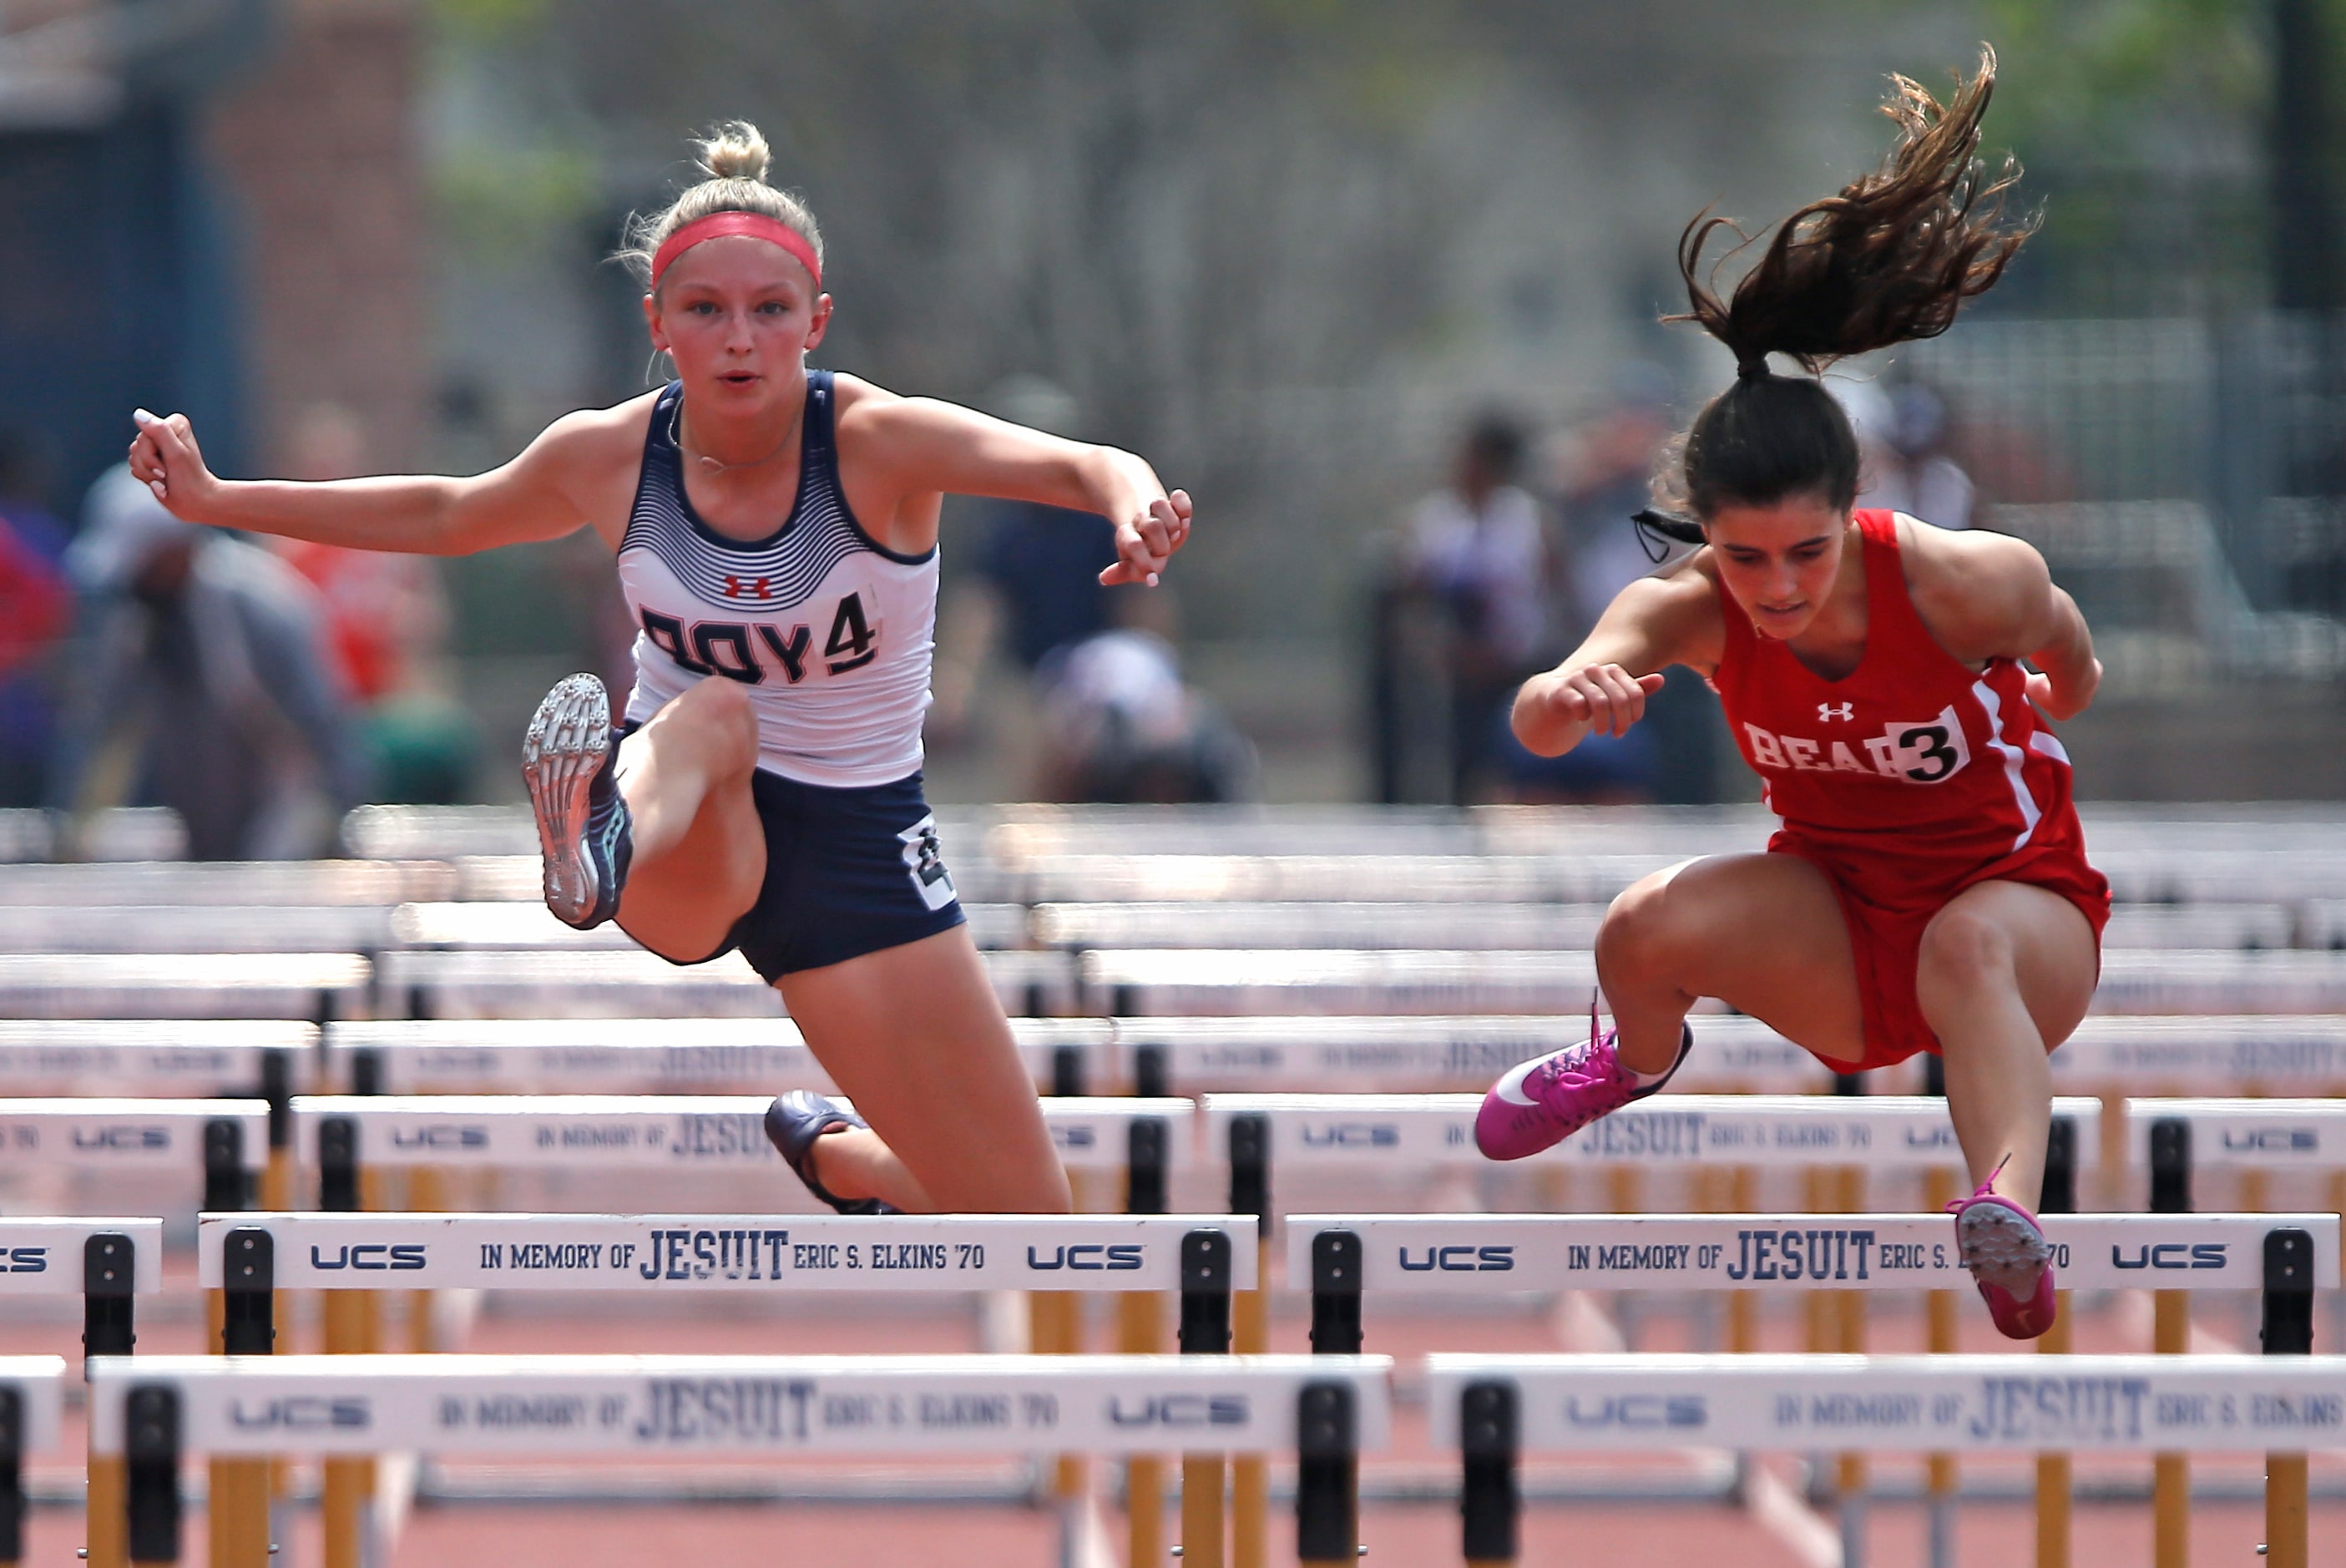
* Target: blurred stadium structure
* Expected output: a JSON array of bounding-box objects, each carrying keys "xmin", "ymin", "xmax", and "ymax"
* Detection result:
[{"xmin": 2, "ymin": 1, "xmax": 2343, "ymax": 811}]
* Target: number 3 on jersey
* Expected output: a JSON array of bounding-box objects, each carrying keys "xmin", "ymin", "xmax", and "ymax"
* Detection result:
[{"xmin": 638, "ymin": 587, "xmax": 882, "ymax": 685}]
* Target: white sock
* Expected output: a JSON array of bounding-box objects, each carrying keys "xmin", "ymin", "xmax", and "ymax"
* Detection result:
[{"xmin": 1626, "ymin": 1062, "xmax": 1672, "ymax": 1089}]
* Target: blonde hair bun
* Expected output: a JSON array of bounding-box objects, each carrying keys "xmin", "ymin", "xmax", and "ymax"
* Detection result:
[{"xmin": 698, "ymin": 121, "xmax": 771, "ymax": 184}]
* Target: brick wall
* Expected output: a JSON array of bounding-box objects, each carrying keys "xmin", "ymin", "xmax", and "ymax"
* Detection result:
[{"xmin": 205, "ymin": 0, "xmax": 427, "ymax": 472}]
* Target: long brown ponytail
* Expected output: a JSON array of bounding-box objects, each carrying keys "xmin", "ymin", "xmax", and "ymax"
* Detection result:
[{"xmin": 1661, "ymin": 48, "xmax": 2035, "ymax": 524}]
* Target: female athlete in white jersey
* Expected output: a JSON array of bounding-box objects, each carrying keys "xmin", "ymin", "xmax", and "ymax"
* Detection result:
[{"xmin": 127, "ymin": 123, "xmax": 1192, "ymax": 1216}]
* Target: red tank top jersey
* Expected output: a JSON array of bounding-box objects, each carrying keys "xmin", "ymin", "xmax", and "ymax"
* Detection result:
[{"xmin": 1710, "ymin": 510, "xmax": 2109, "ymax": 1066}]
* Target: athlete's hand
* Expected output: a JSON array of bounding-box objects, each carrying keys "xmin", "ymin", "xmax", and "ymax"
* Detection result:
[
  {"xmin": 1513, "ymin": 664, "xmax": 1666, "ymax": 754},
  {"xmin": 2025, "ymin": 657, "xmax": 2100, "ymax": 721},
  {"xmin": 1100, "ymin": 489, "xmax": 1192, "ymax": 587},
  {"xmin": 127, "ymin": 409, "xmax": 225, "ymax": 524}
]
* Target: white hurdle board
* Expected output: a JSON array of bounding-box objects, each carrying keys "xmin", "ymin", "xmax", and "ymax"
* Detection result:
[
  {"xmin": 0, "ymin": 1021, "xmax": 316, "ymax": 1095},
  {"xmin": 323, "ymin": 1018, "xmax": 1115, "ymax": 1095},
  {"xmin": 1086, "ymin": 950, "xmax": 1640, "ymax": 1018},
  {"xmin": 0, "ymin": 905, "xmax": 397, "ymax": 954},
  {"xmin": 200, "ymin": 1212, "xmax": 1258, "ymax": 1291},
  {"xmin": 1198, "ymin": 1094, "xmax": 2102, "ymax": 1171},
  {"xmin": 1015, "ymin": 854, "xmax": 1691, "ymax": 905},
  {"xmin": 1285, "ymin": 1213, "xmax": 2338, "ymax": 1294},
  {"xmin": 2091, "ymin": 950, "xmax": 2346, "ymax": 1014},
  {"xmin": 1426, "ymin": 1353, "xmax": 2346, "ymax": 1454},
  {"xmin": 0, "ymin": 860, "xmax": 450, "ymax": 907},
  {"xmin": 1113, "ymin": 1016, "xmax": 1834, "ymax": 1095},
  {"xmin": 1044, "ymin": 901, "xmax": 2296, "ymax": 954},
  {"xmin": 0, "ymin": 953, "xmax": 371, "ymax": 1020},
  {"xmin": 89, "ymin": 1353, "xmax": 1392, "ymax": 1458},
  {"xmin": 294, "ymin": 1095, "xmax": 1193, "ymax": 1176},
  {"xmin": 374, "ymin": 948, "xmax": 1077, "ymax": 1019},
  {"xmin": 2055, "ymin": 1017, "xmax": 2346, "ymax": 1090},
  {"xmin": 0, "ymin": 1218, "xmax": 165, "ymax": 1294},
  {"xmin": 0, "ymin": 1100, "xmax": 269, "ymax": 1171},
  {"xmin": 386, "ymin": 901, "xmax": 1029, "ymax": 953},
  {"xmin": 1038, "ymin": 902, "xmax": 1615, "ymax": 953},
  {"xmin": 2127, "ymin": 1098, "xmax": 2346, "ymax": 1169},
  {"xmin": 0, "ymin": 1357, "xmax": 67, "ymax": 1452}
]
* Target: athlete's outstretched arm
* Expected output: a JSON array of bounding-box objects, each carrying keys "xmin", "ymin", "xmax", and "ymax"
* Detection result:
[
  {"xmin": 1511, "ymin": 565, "xmax": 1723, "ymax": 756},
  {"xmin": 126, "ymin": 407, "xmax": 612, "ymax": 556},
  {"xmin": 839, "ymin": 392, "xmax": 1191, "ymax": 586}
]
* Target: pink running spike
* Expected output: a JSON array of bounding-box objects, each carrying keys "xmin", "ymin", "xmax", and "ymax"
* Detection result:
[
  {"xmin": 1474, "ymin": 1005, "xmax": 1691, "ymax": 1162},
  {"xmin": 1946, "ymin": 1174, "xmax": 2058, "ymax": 1340}
]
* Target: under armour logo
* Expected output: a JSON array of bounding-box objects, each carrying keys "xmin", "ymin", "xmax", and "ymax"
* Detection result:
[
  {"xmin": 1818, "ymin": 702, "xmax": 1855, "ymax": 722},
  {"xmin": 723, "ymin": 575, "xmax": 772, "ymax": 599}
]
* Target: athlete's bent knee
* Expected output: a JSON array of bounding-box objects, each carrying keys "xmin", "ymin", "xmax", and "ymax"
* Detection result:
[
  {"xmin": 1597, "ymin": 873, "xmax": 1691, "ymax": 984},
  {"xmin": 1915, "ymin": 905, "xmax": 2017, "ymax": 999},
  {"xmin": 662, "ymin": 677, "xmax": 760, "ymax": 771}
]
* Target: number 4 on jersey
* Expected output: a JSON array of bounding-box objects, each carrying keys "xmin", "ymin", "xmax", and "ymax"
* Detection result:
[{"xmin": 825, "ymin": 592, "xmax": 878, "ymax": 675}]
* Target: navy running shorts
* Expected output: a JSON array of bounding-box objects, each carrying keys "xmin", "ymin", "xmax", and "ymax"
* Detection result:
[{"xmin": 652, "ymin": 755, "xmax": 965, "ymax": 982}]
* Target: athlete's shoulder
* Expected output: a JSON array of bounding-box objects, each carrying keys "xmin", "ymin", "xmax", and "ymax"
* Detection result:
[
  {"xmin": 1591, "ymin": 546, "xmax": 1727, "ymax": 673},
  {"xmin": 1897, "ymin": 513, "xmax": 2051, "ymax": 664},
  {"xmin": 518, "ymin": 391, "xmax": 661, "ymax": 477}
]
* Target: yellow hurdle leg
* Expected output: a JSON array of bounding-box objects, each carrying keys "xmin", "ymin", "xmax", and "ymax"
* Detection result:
[
  {"xmin": 2035, "ymin": 1297, "xmax": 2075, "ymax": 1568},
  {"xmin": 2265, "ymin": 1452, "xmax": 2308, "ymax": 1568},
  {"xmin": 1232, "ymin": 1237, "xmax": 1271, "ymax": 1568},
  {"xmin": 87, "ymin": 1451, "xmax": 126, "ymax": 1568},
  {"xmin": 2152, "ymin": 1290, "xmax": 2189, "ymax": 1568},
  {"xmin": 1921, "ymin": 1167, "xmax": 1959, "ymax": 1567},
  {"xmin": 1181, "ymin": 1454, "xmax": 1226, "ymax": 1568},
  {"xmin": 322, "ymin": 1291, "xmax": 380, "ymax": 1568},
  {"xmin": 205, "ymin": 1457, "xmax": 272, "ymax": 1568},
  {"xmin": 1029, "ymin": 1292, "xmax": 1085, "ymax": 1501},
  {"xmin": 1121, "ymin": 1292, "xmax": 1164, "ymax": 1568}
]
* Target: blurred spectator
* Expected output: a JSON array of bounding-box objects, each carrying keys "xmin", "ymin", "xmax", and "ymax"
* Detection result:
[
  {"xmin": 1035, "ymin": 591, "xmax": 1257, "ymax": 803},
  {"xmin": 269, "ymin": 406, "xmax": 478, "ymax": 802},
  {"xmin": 1370, "ymin": 412, "xmax": 1557, "ymax": 802},
  {"xmin": 930, "ymin": 376, "xmax": 1251, "ymax": 802},
  {"xmin": 1835, "ymin": 376, "xmax": 1974, "ymax": 529},
  {"xmin": 0, "ymin": 432, "xmax": 71, "ymax": 807},
  {"xmin": 50, "ymin": 466, "xmax": 362, "ymax": 859},
  {"xmin": 1509, "ymin": 366, "xmax": 1717, "ymax": 803}
]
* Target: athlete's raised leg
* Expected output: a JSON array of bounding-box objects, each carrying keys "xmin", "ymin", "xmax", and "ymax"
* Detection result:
[
  {"xmin": 607, "ymin": 678, "xmax": 766, "ymax": 960},
  {"xmin": 1479, "ymin": 852, "xmax": 1864, "ymax": 1159},
  {"xmin": 523, "ymin": 671, "xmax": 766, "ymax": 958},
  {"xmin": 1599, "ymin": 852, "xmax": 1868, "ymax": 1071},
  {"xmin": 1915, "ymin": 880, "xmax": 2097, "ymax": 1207},
  {"xmin": 779, "ymin": 926, "xmax": 1071, "ymax": 1215}
]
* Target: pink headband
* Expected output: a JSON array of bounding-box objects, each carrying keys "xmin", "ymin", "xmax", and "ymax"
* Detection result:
[{"xmin": 650, "ymin": 211, "xmax": 822, "ymax": 292}]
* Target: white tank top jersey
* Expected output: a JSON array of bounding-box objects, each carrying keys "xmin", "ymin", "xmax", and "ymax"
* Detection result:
[{"xmin": 618, "ymin": 372, "xmax": 939, "ymax": 788}]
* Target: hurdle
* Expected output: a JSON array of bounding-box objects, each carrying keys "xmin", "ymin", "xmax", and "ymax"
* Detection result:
[
  {"xmin": 0, "ymin": 1357, "xmax": 67, "ymax": 1568},
  {"xmin": 0, "ymin": 860, "xmax": 448, "ymax": 907},
  {"xmin": 2124, "ymin": 1093, "xmax": 2346, "ymax": 1564},
  {"xmin": 1293, "ymin": 1210, "xmax": 2325, "ymax": 1567},
  {"xmin": 1427, "ymin": 1347, "xmax": 2333, "ymax": 1568},
  {"xmin": 372, "ymin": 946, "xmax": 1077, "ymax": 1019},
  {"xmin": 385, "ymin": 898, "xmax": 1030, "ymax": 952},
  {"xmin": 1039, "ymin": 898, "xmax": 2308, "ymax": 954},
  {"xmin": 0, "ymin": 906, "xmax": 401, "ymax": 955},
  {"xmin": 0, "ymin": 1022, "xmax": 315, "ymax": 1099},
  {"xmin": 288, "ymin": 1092, "xmax": 1191, "ymax": 1191},
  {"xmin": 320, "ymin": 1016, "xmax": 1115, "ymax": 1096},
  {"xmin": 87, "ymin": 1351, "xmax": 1389, "ymax": 1567},
  {"xmin": 0, "ymin": 1218, "xmax": 164, "ymax": 1568},
  {"xmin": 280, "ymin": 1093, "xmax": 1200, "ymax": 1564},
  {"xmin": 0, "ymin": 1100, "xmax": 269, "ymax": 1209},
  {"xmin": 0, "ymin": 956, "xmax": 369, "ymax": 1023},
  {"xmin": 1115, "ymin": 1014, "xmax": 1841, "ymax": 1097}
]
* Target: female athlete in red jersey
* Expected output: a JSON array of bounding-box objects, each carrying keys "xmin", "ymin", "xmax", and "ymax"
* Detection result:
[{"xmin": 1476, "ymin": 51, "xmax": 2104, "ymax": 1339}]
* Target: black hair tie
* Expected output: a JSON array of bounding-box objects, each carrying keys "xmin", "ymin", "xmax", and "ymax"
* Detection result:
[
  {"xmin": 1736, "ymin": 354, "xmax": 1771, "ymax": 382},
  {"xmin": 1631, "ymin": 508, "xmax": 1706, "ymax": 564}
]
